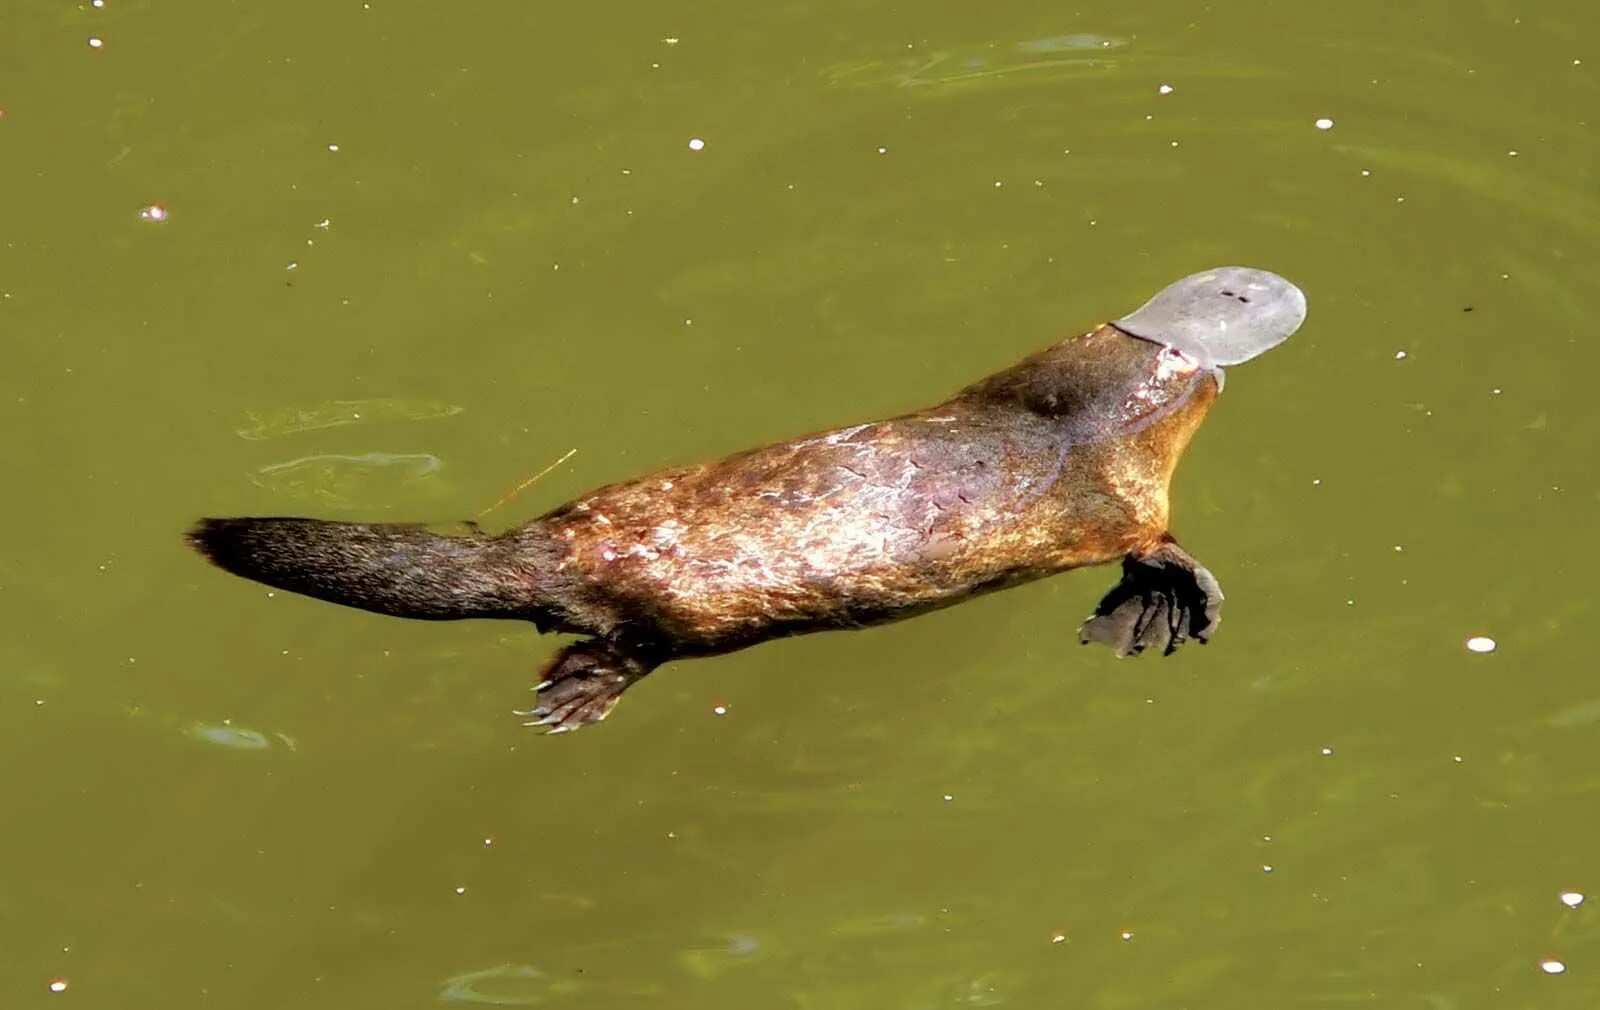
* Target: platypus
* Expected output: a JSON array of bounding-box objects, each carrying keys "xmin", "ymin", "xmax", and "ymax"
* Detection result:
[{"xmin": 190, "ymin": 266, "xmax": 1306, "ymax": 732}]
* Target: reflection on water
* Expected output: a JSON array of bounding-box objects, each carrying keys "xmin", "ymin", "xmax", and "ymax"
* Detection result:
[
  {"xmin": 186, "ymin": 722, "xmax": 280, "ymax": 751},
  {"xmin": 249, "ymin": 452, "xmax": 446, "ymax": 510},
  {"xmin": 439, "ymin": 964, "xmax": 551, "ymax": 1006},
  {"xmin": 235, "ymin": 398, "xmax": 464, "ymax": 440},
  {"xmin": 824, "ymin": 34, "xmax": 1124, "ymax": 89},
  {"xmin": 678, "ymin": 932, "xmax": 767, "ymax": 979}
]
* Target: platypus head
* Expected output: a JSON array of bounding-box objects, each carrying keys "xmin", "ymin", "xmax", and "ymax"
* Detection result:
[{"xmin": 1112, "ymin": 266, "xmax": 1306, "ymax": 389}]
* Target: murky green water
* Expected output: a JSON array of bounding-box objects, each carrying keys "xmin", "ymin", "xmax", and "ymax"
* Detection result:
[{"xmin": 3, "ymin": 0, "xmax": 1598, "ymax": 1006}]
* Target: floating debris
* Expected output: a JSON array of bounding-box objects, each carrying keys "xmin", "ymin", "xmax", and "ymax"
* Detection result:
[
  {"xmin": 1466, "ymin": 636, "xmax": 1497, "ymax": 654},
  {"xmin": 1561, "ymin": 891, "xmax": 1585, "ymax": 908},
  {"xmin": 1315, "ymin": 117, "xmax": 1335, "ymax": 130},
  {"xmin": 1540, "ymin": 959, "xmax": 1566, "ymax": 975}
]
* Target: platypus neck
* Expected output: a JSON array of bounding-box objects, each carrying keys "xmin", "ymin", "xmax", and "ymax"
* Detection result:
[{"xmin": 956, "ymin": 323, "xmax": 1215, "ymax": 442}]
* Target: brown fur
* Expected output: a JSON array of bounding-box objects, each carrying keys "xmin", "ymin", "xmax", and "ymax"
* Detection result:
[{"xmin": 190, "ymin": 323, "xmax": 1219, "ymax": 730}]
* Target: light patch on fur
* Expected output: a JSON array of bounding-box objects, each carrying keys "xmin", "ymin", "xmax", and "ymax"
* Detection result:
[{"xmin": 1155, "ymin": 346, "xmax": 1200, "ymax": 379}]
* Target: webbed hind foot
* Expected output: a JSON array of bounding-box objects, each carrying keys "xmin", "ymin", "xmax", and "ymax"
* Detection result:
[
  {"xmin": 1079, "ymin": 540, "xmax": 1222, "ymax": 657},
  {"xmin": 520, "ymin": 641, "xmax": 657, "ymax": 733}
]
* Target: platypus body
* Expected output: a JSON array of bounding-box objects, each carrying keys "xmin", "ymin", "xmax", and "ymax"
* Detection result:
[{"xmin": 191, "ymin": 267, "xmax": 1306, "ymax": 731}]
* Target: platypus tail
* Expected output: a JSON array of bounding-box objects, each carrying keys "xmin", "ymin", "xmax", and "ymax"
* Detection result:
[{"xmin": 187, "ymin": 517, "xmax": 538, "ymax": 621}]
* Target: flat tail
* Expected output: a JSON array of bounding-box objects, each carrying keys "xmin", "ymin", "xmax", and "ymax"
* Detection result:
[{"xmin": 188, "ymin": 516, "xmax": 534, "ymax": 621}]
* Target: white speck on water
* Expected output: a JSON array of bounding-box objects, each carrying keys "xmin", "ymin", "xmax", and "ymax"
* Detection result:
[
  {"xmin": 1540, "ymin": 959, "xmax": 1566, "ymax": 975},
  {"xmin": 327, "ymin": 143, "xmax": 340, "ymax": 152},
  {"xmin": 1315, "ymin": 117, "xmax": 1335, "ymax": 130},
  {"xmin": 1393, "ymin": 545, "xmax": 1404, "ymax": 553},
  {"xmin": 994, "ymin": 180, "xmax": 1003, "ymax": 188},
  {"xmin": 942, "ymin": 794, "xmax": 954, "ymax": 802},
  {"xmin": 483, "ymin": 837, "xmax": 494, "ymax": 847},
  {"xmin": 314, "ymin": 218, "xmax": 330, "ymax": 230},
  {"xmin": 1119, "ymin": 930, "xmax": 1134, "ymax": 941},
  {"xmin": 684, "ymin": 318, "xmax": 693, "ymax": 326},
  {"xmin": 1508, "ymin": 150, "xmax": 1519, "ymax": 157},
  {"xmin": 286, "ymin": 261, "xmax": 299, "ymax": 271},
  {"xmin": 1312, "ymin": 478, "xmax": 1322, "ymax": 486},
  {"xmin": 49, "ymin": 980, "xmax": 68, "ymax": 993},
  {"xmin": 1466, "ymin": 636, "xmax": 1497, "ymax": 654},
  {"xmin": 138, "ymin": 203, "xmax": 169, "ymax": 223},
  {"xmin": 1361, "ymin": 169, "xmax": 1372, "ymax": 176},
  {"xmin": 1170, "ymin": 140, "xmax": 1180, "ymax": 147},
  {"xmin": 1263, "ymin": 864, "xmax": 1274, "ymax": 873},
  {"xmin": 663, "ymin": 36, "xmax": 679, "ymax": 45},
  {"xmin": 687, "ymin": 137, "xmax": 705, "ymax": 151},
  {"xmin": 1395, "ymin": 350, "xmax": 1408, "ymax": 360},
  {"xmin": 1561, "ymin": 891, "xmax": 1585, "ymax": 908},
  {"xmin": 454, "ymin": 886, "xmax": 466, "ymax": 895},
  {"xmin": 88, "ymin": 36, "xmax": 105, "ymax": 49},
  {"xmin": 1453, "ymin": 755, "xmax": 1463, "ymax": 763},
  {"xmin": 1321, "ymin": 747, "xmax": 1334, "ymax": 756},
  {"xmin": 1396, "ymin": 195, "xmax": 1406, "ymax": 203},
  {"xmin": 1051, "ymin": 933, "xmax": 1067, "ymax": 944},
  {"xmin": 712, "ymin": 705, "xmax": 727, "ymax": 716},
  {"xmin": 1492, "ymin": 387, "xmax": 1502, "ymax": 394},
  {"xmin": 92, "ymin": 0, "xmax": 104, "ymax": 6}
]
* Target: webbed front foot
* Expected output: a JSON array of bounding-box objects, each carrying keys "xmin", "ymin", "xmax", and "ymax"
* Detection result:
[
  {"xmin": 519, "ymin": 641, "xmax": 657, "ymax": 733},
  {"xmin": 1079, "ymin": 539, "xmax": 1222, "ymax": 657}
]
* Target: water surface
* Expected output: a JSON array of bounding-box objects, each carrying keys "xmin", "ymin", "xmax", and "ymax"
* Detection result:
[{"xmin": 2, "ymin": 0, "xmax": 1597, "ymax": 1007}]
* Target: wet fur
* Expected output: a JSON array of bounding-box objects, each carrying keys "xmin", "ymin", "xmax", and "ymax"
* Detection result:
[{"xmin": 191, "ymin": 324, "xmax": 1219, "ymax": 728}]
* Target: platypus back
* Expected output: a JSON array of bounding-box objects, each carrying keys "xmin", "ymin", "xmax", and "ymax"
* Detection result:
[{"xmin": 188, "ymin": 517, "xmax": 536, "ymax": 621}]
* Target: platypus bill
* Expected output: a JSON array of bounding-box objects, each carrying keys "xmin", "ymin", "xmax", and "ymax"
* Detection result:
[{"xmin": 190, "ymin": 266, "xmax": 1307, "ymax": 732}]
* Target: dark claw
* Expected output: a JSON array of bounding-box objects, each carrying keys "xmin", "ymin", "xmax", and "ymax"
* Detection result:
[
  {"xmin": 1079, "ymin": 541, "xmax": 1224, "ymax": 657},
  {"xmin": 520, "ymin": 640, "xmax": 657, "ymax": 733}
]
